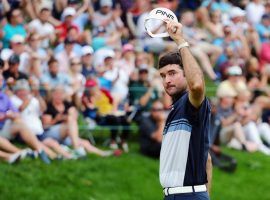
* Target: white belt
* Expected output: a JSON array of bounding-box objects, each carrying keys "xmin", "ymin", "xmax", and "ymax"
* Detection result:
[{"xmin": 163, "ymin": 185, "xmax": 207, "ymax": 196}]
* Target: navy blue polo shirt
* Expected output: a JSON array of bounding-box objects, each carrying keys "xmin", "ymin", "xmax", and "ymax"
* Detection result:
[{"xmin": 159, "ymin": 91, "xmax": 211, "ymax": 188}]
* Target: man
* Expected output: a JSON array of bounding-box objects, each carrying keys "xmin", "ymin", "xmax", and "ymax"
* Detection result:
[
  {"xmin": 158, "ymin": 20, "xmax": 212, "ymax": 199},
  {"xmin": 3, "ymin": 54, "xmax": 28, "ymax": 88},
  {"xmin": 139, "ymin": 100, "xmax": 165, "ymax": 159},
  {"xmin": 28, "ymin": 6, "xmax": 56, "ymax": 48}
]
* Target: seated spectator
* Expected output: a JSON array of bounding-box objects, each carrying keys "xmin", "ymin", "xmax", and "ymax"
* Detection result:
[
  {"xmin": 256, "ymin": 14, "xmax": 270, "ymax": 44},
  {"xmin": 42, "ymin": 85, "xmax": 112, "ymax": 157},
  {"xmin": 181, "ymin": 10, "xmax": 222, "ymax": 81},
  {"xmin": 245, "ymin": 0, "xmax": 265, "ymax": 26},
  {"xmin": 0, "ymin": 74, "xmax": 52, "ymax": 164},
  {"xmin": 82, "ymin": 79, "xmax": 130, "ymax": 152},
  {"xmin": 129, "ymin": 65, "xmax": 159, "ymax": 114},
  {"xmin": 54, "ymin": 7, "xmax": 80, "ymax": 43},
  {"xmin": 69, "ymin": 57, "xmax": 86, "ymax": 106},
  {"xmin": 0, "ymin": 136, "xmax": 22, "ymax": 164},
  {"xmin": 215, "ymin": 82, "xmax": 257, "ymax": 152},
  {"xmin": 28, "ymin": 6, "xmax": 56, "ymax": 49},
  {"xmin": 234, "ymin": 94, "xmax": 270, "ymax": 155},
  {"xmin": 139, "ymin": 100, "xmax": 165, "ymax": 158},
  {"xmin": 3, "ymin": 54, "xmax": 28, "ymax": 88},
  {"xmin": 91, "ymin": 0, "xmax": 125, "ymax": 37},
  {"xmin": 11, "ymin": 79, "xmax": 75, "ymax": 159},
  {"xmin": 81, "ymin": 45, "xmax": 96, "ymax": 79},
  {"xmin": 26, "ymin": 33, "xmax": 49, "ymax": 78},
  {"xmin": 213, "ymin": 23, "xmax": 249, "ymax": 69},
  {"xmin": 1, "ymin": 8, "xmax": 26, "ymax": 48},
  {"xmin": 41, "ymin": 57, "xmax": 72, "ymax": 96},
  {"xmin": 55, "ymin": 38, "xmax": 78, "ymax": 73}
]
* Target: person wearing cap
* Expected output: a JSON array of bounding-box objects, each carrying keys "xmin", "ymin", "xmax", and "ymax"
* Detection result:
[
  {"xmin": 54, "ymin": 7, "xmax": 80, "ymax": 42},
  {"xmin": 1, "ymin": 8, "xmax": 26, "ymax": 48},
  {"xmin": 217, "ymin": 65, "xmax": 248, "ymax": 98},
  {"xmin": 102, "ymin": 51, "xmax": 130, "ymax": 109},
  {"xmin": 3, "ymin": 54, "xmax": 28, "ymax": 87},
  {"xmin": 91, "ymin": 0, "xmax": 125, "ymax": 37},
  {"xmin": 215, "ymin": 81, "xmax": 257, "ymax": 152},
  {"xmin": 81, "ymin": 45, "xmax": 96, "ymax": 78},
  {"xmin": 116, "ymin": 43, "xmax": 136, "ymax": 76},
  {"xmin": 157, "ymin": 20, "xmax": 212, "ymax": 199},
  {"xmin": 28, "ymin": 6, "xmax": 56, "ymax": 49}
]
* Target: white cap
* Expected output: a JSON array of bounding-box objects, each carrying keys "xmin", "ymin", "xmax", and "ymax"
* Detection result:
[
  {"xmin": 11, "ymin": 35, "xmax": 25, "ymax": 43},
  {"xmin": 230, "ymin": 7, "xmax": 245, "ymax": 18},
  {"xmin": 82, "ymin": 46, "xmax": 94, "ymax": 56},
  {"xmin": 100, "ymin": 0, "xmax": 113, "ymax": 7},
  {"xmin": 0, "ymin": 49, "xmax": 13, "ymax": 61},
  {"xmin": 217, "ymin": 83, "xmax": 237, "ymax": 98},
  {"xmin": 62, "ymin": 7, "xmax": 76, "ymax": 19},
  {"xmin": 227, "ymin": 66, "xmax": 242, "ymax": 76},
  {"xmin": 144, "ymin": 7, "xmax": 178, "ymax": 38}
]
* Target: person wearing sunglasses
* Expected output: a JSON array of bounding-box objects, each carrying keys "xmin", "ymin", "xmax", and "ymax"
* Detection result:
[{"xmin": 139, "ymin": 100, "xmax": 165, "ymax": 159}]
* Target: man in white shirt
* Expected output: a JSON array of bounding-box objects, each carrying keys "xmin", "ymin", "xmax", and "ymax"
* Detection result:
[{"xmin": 28, "ymin": 7, "xmax": 55, "ymax": 48}]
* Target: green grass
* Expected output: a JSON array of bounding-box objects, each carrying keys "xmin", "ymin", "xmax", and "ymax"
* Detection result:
[{"xmin": 1, "ymin": 144, "xmax": 270, "ymax": 200}]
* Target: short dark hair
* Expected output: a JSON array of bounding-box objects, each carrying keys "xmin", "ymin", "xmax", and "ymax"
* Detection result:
[
  {"xmin": 158, "ymin": 51, "xmax": 183, "ymax": 69},
  {"xmin": 48, "ymin": 57, "xmax": 58, "ymax": 66}
]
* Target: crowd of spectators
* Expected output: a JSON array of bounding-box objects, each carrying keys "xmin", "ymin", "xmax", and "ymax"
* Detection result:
[{"xmin": 1, "ymin": 0, "xmax": 270, "ymax": 164}]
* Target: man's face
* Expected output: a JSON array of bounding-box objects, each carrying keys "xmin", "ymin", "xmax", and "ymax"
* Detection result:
[
  {"xmin": 82, "ymin": 54, "xmax": 92, "ymax": 65},
  {"xmin": 159, "ymin": 64, "xmax": 187, "ymax": 97},
  {"xmin": 100, "ymin": 6, "xmax": 111, "ymax": 14},
  {"xmin": 16, "ymin": 89, "xmax": 29, "ymax": 100},
  {"xmin": 12, "ymin": 9, "xmax": 23, "ymax": 24},
  {"xmin": 9, "ymin": 63, "xmax": 19, "ymax": 73},
  {"xmin": 40, "ymin": 10, "xmax": 50, "ymax": 22},
  {"xmin": 49, "ymin": 62, "xmax": 59, "ymax": 76},
  {"xmin": 151, "ymin": 101, "xmax": 165, "ymax": 121}
]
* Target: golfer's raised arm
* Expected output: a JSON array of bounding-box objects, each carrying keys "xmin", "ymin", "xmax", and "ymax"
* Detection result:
[{"xmin": 166, "ymin": 21, "xmax": 205, "ymax": 108}]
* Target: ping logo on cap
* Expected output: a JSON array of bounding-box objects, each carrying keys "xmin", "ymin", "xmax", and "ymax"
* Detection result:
[
  {"xmin": 144, "ymin": 7, "xmax": 178, "ymax": 38},
  {"xmin": 155, "ymin": 9, "xmax": 175, "ymax": 20}
]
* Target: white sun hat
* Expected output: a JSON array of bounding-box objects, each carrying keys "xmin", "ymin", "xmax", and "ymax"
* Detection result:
[{"xmin": 144, "ymin": 7, "xmax": 178, "ymax": 38}]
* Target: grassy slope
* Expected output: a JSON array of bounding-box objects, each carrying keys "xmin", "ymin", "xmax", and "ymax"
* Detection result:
[{"xmin": 1, "ymin": 145, "xmax": 270, "ymax": 200}]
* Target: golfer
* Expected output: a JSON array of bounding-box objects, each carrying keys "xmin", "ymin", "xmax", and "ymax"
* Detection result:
[{"xmin": 158, "ymin": 20, "xmax": 212, "ymax": 200}]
